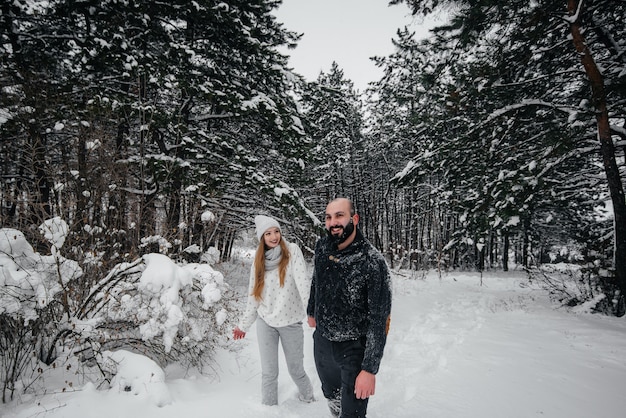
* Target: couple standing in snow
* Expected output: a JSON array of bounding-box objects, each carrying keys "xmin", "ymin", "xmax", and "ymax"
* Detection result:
[{"xmin": 233, "ymin": 197, "xmax": 393, "ymax": 417}]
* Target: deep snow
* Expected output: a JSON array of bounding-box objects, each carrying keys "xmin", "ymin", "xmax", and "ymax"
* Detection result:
[{"xmin": 3, "ymin": 268, "xmax": 626, "ymax": 418}]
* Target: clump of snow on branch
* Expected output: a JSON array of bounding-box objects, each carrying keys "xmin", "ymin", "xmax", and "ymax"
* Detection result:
[
  {"xmin": 38, "ymin": 216, "xmax": 69, "ymax": 254},
  {"xmin": 201, "ymin": 210, "xmax": 216, "ymax": 223}
]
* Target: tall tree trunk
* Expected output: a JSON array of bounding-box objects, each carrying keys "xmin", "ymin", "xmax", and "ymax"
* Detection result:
[
  {"xmin": 569, "ymin": 0, "xmax": 626, "ymax": 309},
  {"xmin": 522, "ymin": 215, "xmax": 530, "ymax": 268},
  {"xmin": 76, "ymin": 132, "xmax": 88, "ymax": 230},
  {"xmin": 502, "ymin": 231, "xmax": 509, "ymax": 272},
  {"xmin": 29, "ymin": 128, "xmax": 51, "ymax": 230}
]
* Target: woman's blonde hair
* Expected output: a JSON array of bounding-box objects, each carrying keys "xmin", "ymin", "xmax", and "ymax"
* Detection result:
[{"xmin": 252, "ymin": 236, "xmax": 290, "ymax": 300}]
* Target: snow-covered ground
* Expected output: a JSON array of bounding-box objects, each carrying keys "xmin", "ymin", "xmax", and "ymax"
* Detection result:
[{"xmin": 3, "ymin": 269, "xmax": 626, "ymax": 418}]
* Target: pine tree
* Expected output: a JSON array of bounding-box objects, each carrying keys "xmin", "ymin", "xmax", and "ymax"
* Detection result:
[
  {"xmin": 0, "ymin": 0, "xmax": 313, "ymax": 258},
  {"xmin": 387, "ymin": 0, "xmax": 626, "ymax": 312}
]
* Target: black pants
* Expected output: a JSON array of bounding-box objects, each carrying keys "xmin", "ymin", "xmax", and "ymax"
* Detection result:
[{"xmin": 313, "ymin": 330, "xmax": 369, "ymax": 417}]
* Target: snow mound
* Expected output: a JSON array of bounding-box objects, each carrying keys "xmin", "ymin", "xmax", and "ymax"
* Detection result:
[{"xmin": 103, "ymin": 349, "xmax": 172, "ymax": 407}]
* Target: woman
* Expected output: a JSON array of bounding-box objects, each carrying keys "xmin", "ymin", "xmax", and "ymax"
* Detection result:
[{"xmin": 233, "ymin": 215, "xmax": 314, "ymax": 406}]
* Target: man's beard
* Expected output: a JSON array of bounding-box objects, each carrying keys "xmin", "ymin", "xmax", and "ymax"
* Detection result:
[{"xmin": 327, "ymin": 218, "xmax": 355, "ymax": 245}]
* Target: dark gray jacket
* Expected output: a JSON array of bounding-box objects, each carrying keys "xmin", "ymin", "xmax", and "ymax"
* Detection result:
[{"xmin": 307, "ymin": 228, "xmax": 392, "ymax": 374}]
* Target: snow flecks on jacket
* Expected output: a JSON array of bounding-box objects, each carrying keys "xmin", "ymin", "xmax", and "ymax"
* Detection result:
[{"xmin": 307, "ymin": 229, "xmax": 392, "ymax": 374}]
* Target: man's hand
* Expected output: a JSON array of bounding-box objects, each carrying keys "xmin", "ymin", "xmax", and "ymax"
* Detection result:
[
  {"xmin": 307, "ymin": 316, "xmax": 316, "ymax": 328},
  {"xmin": 354, "ymin": 370, "xmax": 376, "ymax": 399}
]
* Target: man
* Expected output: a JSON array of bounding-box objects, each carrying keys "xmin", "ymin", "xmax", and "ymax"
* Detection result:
[{"xmin": 307, "ymin": 197, "xmax": 392, "ymax": 417}]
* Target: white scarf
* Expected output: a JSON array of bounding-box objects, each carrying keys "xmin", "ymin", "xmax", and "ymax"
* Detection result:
[{"xmin": 264, "ymin": 245, "xmax": 282, "ymax": 271}]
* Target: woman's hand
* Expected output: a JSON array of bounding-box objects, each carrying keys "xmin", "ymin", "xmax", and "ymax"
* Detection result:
[
  {"xmin": 307, "ymin": 316, "xmax": 316, "ymax": 328},
  {"xmin": 233, "ymin": 327, "xmax": 246, "ymax": 340}
]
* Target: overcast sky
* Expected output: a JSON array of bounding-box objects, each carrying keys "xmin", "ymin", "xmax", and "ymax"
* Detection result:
[{"xmin": 272, "ymin": 0, "xmax": 439, "ymax": 91}]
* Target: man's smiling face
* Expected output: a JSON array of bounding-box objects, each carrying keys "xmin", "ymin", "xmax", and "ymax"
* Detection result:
[{"xmin": 325, "ymin": 198, "xmax": 357, "ymax": 246}]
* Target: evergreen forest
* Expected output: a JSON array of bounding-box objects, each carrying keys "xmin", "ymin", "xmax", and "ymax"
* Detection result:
[{"xmin": 1, "ymin": 0, "xmax": 625, "ymax": 403}]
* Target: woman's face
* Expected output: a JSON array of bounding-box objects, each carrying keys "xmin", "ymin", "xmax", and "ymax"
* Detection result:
[{"xmin": 262, "ymin": 227, "xmax": 281, "ymax": 249}]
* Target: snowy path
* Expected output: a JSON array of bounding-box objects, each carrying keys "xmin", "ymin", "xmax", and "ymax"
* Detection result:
[
  {"xmin": 376, "ymin": 271, "xmax": 626, "ymax": 418},
  {"xmin": 4, "ymin": 271, "xmax": 626, "ymax": 418}
]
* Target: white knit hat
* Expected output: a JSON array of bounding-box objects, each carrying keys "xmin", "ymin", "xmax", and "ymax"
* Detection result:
[{"xmin": 254, "ymin": 215, "xmax": 281, "ymax": 241}]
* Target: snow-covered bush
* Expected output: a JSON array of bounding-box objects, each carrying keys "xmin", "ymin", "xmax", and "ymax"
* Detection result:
[
  {"xmin": 0, "ymin": 221, "xmax": 240, "ymax": 402},
  {"xmin": 84, "ymin": 252, "xmax": 238, "ymax": 369},
  {"xmin": 1, "ymin": 222, "xmax": 81, "ymax": 322},
  {"xmin": 0, "ymin": 224, "xmax": 83, "ymax": 402},
  {"xmin": 528, "ymin": 263, "xmax": 619, "ymax": 314}
]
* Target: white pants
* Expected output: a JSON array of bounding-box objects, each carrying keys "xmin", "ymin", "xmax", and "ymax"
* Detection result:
[{"xmin": 256, "ymin": 317, "xmax": 314, "ymax": 405}]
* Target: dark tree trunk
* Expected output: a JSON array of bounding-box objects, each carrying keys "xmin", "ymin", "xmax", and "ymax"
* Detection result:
[
  {"xmin": 30, "ymin": 128, "xmax": 52, "ymax": 233},
  {"xmin": 569, "ymin": 0, "xmax": 626, "ymax": 311},
  {"xmin": 503, "ymin": 232, "xmax": 509, "ymax": 272}
]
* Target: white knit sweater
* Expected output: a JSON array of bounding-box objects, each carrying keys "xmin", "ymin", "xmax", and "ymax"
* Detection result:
[{"xmin": 238, "ymin": 241, "xmax": 311, "ymax": 332}]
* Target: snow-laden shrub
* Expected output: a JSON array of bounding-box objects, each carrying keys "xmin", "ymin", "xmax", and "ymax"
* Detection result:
[
  {"xmin": 0, "ymin": 221, "xmax": 239, "ymax": 403},
  {"xmin": 84, "ymin": 252, "xmax": 238, "ymax": 369},
  {"xmin": 0, "ymin": 225, "xmax": 83, "ymax": 402},
  {"xmin": 528, "ymin": 263, "xmax": 620, "ymax": 315},
  {"xmin": 0, "ymin": 224, "xmax": 81, "ymax": 321}
]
